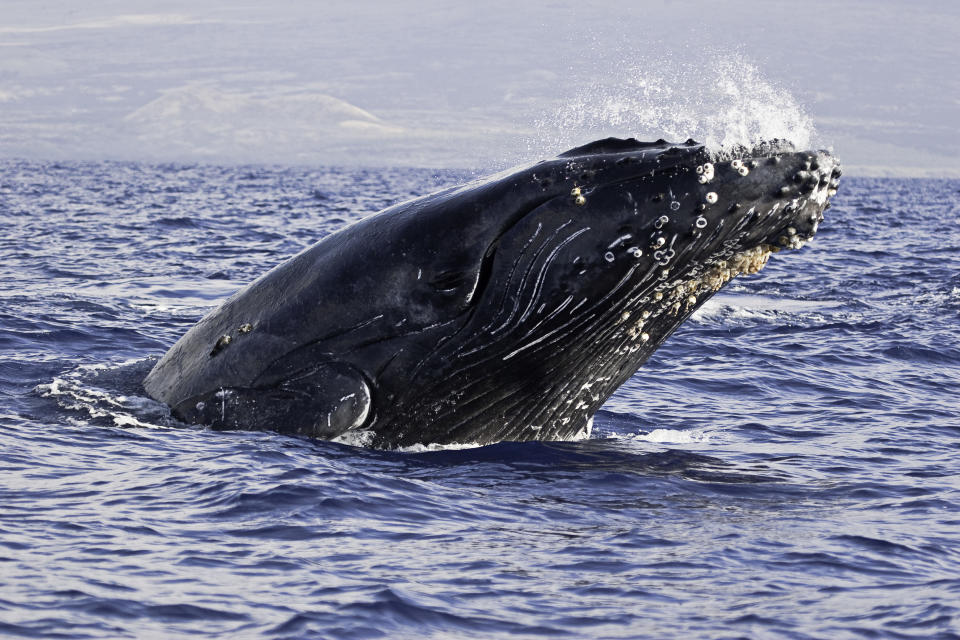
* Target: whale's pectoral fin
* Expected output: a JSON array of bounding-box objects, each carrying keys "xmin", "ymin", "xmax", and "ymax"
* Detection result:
[{"xmin": 172, "ymin": 362, "xmax": 372, "ymax": 439}]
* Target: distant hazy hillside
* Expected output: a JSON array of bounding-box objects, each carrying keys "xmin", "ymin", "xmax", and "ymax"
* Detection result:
[{"xmin": 123, "ymin": 86, "xmax": 405, "ymax": 160}]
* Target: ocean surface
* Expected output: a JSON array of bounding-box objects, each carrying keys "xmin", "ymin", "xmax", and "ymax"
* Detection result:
[{"xmin": 1, "ymin": 159, "xmax": 958, "ymax": 639}]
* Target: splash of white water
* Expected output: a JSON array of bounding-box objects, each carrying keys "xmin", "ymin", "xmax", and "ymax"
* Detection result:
[{"xmin": 528, "ymin": 54, "xmax": 816, "ymax": 157}]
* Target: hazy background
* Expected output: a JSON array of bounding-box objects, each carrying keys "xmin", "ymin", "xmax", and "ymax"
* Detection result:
[{"xmin": 1, "ymin": 0, "xmax": 957, "ymax": 175}]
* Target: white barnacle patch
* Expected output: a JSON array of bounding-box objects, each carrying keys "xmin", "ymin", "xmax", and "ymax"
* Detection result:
[
  {"xmin": 627, "ymin": 246, "xmax": 643, "ymax": 258},
  {"xmin": 604, "ymin": 251, "xmax": 615, "ymax": 262},
  {"xmin": 626, "ymin": 316, "xmax": 646, "ymax": 339},
  {"xmin": 779, "ymin": 234, "xmax": 808, "ymax": 250},
  {"xmin": 646, "ymin": 244, "xmax": 780, "ymax": 328},
  {"xmin": 705, "ymin": 192, "xmax": 718, "ymax": 205},
  {"xmin": 652, "ymin": 236, "xmax": 666, "ymax": 249},
  {"xmin": 695, "ymin": 216, "xmax": 708, "ymax": 229},
  {"xmin": 655, "ymin": 215, "xmax": 669, "ymax": 229},
  {"xmin": 210, "ymin": 334, "xmax": 232, "ymax": 356},
  {"xmin": 703, "ymin": 245, "xmax": 775, "ymax": 286}
]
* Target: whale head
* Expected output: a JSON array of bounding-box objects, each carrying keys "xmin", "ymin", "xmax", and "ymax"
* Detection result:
[{"xmin": 143, "ymin": 137, "xmax": 840, "ymax": 447}]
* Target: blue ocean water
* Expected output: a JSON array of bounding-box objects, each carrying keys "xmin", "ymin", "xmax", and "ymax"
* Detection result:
[{"xmin": 1, "ymin": 159, "xmax": 959, "ymax": 639}]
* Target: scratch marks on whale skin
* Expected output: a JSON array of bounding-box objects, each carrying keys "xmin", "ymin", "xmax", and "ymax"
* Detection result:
[
  {"xmin": 515, "ymin": 225, "xmax": 591, "ymax": 327},
  {"xmin": 487, "ymin": 220, "xmax": 584, "ymax": 336},
  {"xmin": 460, "ymin": 222, "xmax": 593, "ymax": 362},
  {"xmin": 486, "ymin": 221, "xmax": 543, "ymax": 336}
]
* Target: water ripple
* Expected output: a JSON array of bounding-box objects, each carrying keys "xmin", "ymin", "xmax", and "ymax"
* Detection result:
[{"xmin": 1, "ymin": 162, "xmax": 959, "ymax": 638}]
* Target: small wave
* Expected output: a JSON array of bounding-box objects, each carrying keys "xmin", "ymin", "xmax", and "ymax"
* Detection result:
[
  {"xmin": 914, "ymin": 285, "xmax": 960, "ymax": 310},
  {"xmin": 35, "ymin": 358, "xmax": 173, "ymax": 430},
  {"xmin": 691, "ymin": 294, "xmax": 840, "ymax": 325}
]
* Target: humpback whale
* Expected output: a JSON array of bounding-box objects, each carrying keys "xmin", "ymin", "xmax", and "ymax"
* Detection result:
[{"xmin": 143, "ymin": 138, "xmax": 841, "ymax": 448}]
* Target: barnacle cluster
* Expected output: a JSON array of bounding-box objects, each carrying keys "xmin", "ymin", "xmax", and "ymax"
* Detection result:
[
  {"xmin": 623, "ymin": 243, "xmax": 777, "ymax": 344},
  {"xmin": 664, "ymin": 244, "xmax": 776, "ymax": 316}
]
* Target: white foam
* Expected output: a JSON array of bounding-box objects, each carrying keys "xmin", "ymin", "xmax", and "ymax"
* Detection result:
[
  {"xmin": 393, "ymin": 441, "xmax": 487, "ymax": 453},
  {"xmin": 624, "ymin": 428, "xmax": 712, "ymax": 444},
  {"xmin": 36, "ymin": 359, "xmax": 172, "ymax": 430},
  {"xmin": 336, "ymin": 416, "xmax": 595, "ymax": 452},
  {"xmin": 331, "ymin": 429, "xmax": 377, "ymax": 448},
  {"xmin": 528, "ymin": 53, "xmax": 816, "ymax": 158},
  {"xmin": 692, "ymin": 294, "xmax": 840, "ymax": 324}
]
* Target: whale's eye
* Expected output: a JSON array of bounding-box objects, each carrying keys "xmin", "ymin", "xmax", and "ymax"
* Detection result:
[
  {"xmin": 430, "ymin": 270, "xmax": 471, "ymax": 293},
  {"xmin": 427, "ymin": 242, "xmax": 496, "ymax": 307}
]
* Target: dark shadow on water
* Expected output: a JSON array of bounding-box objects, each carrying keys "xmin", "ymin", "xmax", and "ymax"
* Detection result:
[{"xmin": 309, "ymin": 434, "xmax": 788, "ymax": 487}]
